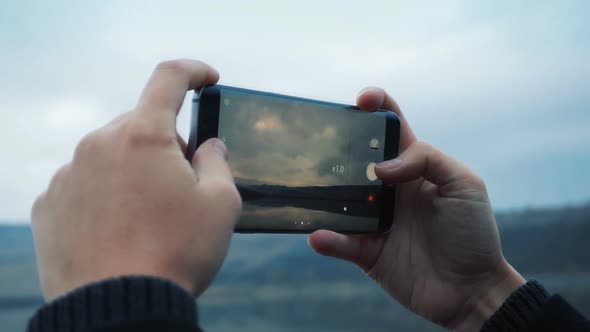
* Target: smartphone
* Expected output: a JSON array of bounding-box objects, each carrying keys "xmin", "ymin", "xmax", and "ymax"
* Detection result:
[{"xmin": 187, "ymin": 85, "xmax": 400, "ymax": 233}]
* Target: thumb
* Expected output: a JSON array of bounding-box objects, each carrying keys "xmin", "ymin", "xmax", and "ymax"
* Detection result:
[
  {"xmin": 308, "ymin": 230, "xmax": 386, "ymax": 272},
  {"xmin": 191, "ymin": 138, "xmax": 233, "ymax": 183},
  {"xmin": 374, "ymin": 141, "xmax": 484, "ymax": 191}
]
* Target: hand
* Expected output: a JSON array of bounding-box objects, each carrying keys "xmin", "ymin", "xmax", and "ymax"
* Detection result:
[
  {"xmin": 309, "ymin": 88, "xmax": 525, "ymax": 331},
  {"xmin": 31, "ymin": 60, "xmax": 242, "ymax": 301}
]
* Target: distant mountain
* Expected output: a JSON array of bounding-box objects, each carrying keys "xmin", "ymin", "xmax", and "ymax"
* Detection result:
[
  {"xmin": 237, "ymin": 184, "xmax": 380, "ymax": 201},
  {"xmin": 496, "ymin": 203, "xmax": 590, "ymax": 227},
  {"xmin": 497, "ymin": 204, "xmax": 590, "ymax": 275},
  {"xmin": 1, "ymin": 203, "xmax": 589, "ymax": 332},
  {"xmin": 237, "ymin": 184, "xmax": 388, "ymax": 218}
]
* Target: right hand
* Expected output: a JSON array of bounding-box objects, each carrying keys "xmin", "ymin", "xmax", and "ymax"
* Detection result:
[{"xmin": 309, "ymin": 88, "xmax": 525, "ymax": 332}]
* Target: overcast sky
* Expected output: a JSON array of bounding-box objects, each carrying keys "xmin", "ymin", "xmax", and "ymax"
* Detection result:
[{"xmin": 1, "ymin": 0, "xmax": 589, "ymax": 222}]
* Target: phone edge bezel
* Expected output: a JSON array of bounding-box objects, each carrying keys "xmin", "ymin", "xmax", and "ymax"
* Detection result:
[{"xmin": 189, "ymin": 84, "xmax": 400, "ymax": 234}]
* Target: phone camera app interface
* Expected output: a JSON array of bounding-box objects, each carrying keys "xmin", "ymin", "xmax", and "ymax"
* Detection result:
[{"xmin": 218, "ymin": 89, "xmax": 387, "ymax": 231}]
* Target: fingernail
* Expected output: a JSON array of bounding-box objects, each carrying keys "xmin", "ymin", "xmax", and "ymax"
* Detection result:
[
  {"xmin": 375, "ymin": 158, "xmax": 403, "ymax": 170},
  {"xmin": 357, "ymin": 87, "xmax": 372, "ymax": 98},
  {"xmin": 212, "ymin": 138, "xmax": 228, "ymax": 160}
]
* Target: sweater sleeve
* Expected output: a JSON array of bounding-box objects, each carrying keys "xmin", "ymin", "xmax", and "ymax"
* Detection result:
[
  {"xmin": 26, "ymin": 276, "xmax": 203, "ymax": 332},
  {"xmin": 481, "ymin": 280, "xmax": 590, "ymax": 332}
]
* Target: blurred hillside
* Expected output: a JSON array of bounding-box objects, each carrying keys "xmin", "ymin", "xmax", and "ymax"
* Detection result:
[{"xmin": 1, "ymin": 203, "xmax": 589, "ymax": 331}]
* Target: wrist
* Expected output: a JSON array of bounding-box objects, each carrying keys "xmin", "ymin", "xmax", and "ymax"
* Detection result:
[
  {"xmin": 44, "ymin": 258, "xmax": 204, "ymax": 301},
  {"xmin": 29, "ymin": 276, "xmax": 199, "ymax": 332},
  {"xmin": 452, "ymin": 261, "xmax": 526, "ymax": 332}
]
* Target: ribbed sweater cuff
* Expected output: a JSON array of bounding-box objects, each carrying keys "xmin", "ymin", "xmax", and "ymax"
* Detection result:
[
  {"xmin": 26, "ymin": 276, "xmax": 199, "ymax": 332},
  {"xmin": 480, "ymin": 280, "xmax": 549, "ymax": 332}
]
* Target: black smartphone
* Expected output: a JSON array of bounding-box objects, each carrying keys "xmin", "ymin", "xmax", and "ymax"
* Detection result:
[{"xmin": 188, "ymin": 85, "xmax": 400, "ymax": 233}]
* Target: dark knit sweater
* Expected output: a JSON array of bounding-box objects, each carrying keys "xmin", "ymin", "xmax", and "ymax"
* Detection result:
[
  {"xmin": 27, "ymin": 277, "xmax": 589, "ymax": 332},
  {"xmin": 27, "ymin": 277, "xmax": 201, "ymax": 332}
]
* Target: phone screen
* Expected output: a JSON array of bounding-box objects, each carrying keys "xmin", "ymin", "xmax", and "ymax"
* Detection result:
[{"xmin": 213, "ymin": 87, "xmax": 392, "ymax": 232}]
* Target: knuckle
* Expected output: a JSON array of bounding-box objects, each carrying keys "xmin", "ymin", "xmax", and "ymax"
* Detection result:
[
  {"xmin": 407, "ymin": 141, "xmax": 436, "ymax": 159},
  {"xmin": 122, "ymin": 117, "xmax": 176, "ymax": 147},
  {"xmin": 154, "ymin": 59, "xmax": 209, "ymax": 77},
  {"xmin": 466, "ymin": 174, "xmax": 487, "ymax": 190},
  {"xmin": 74, "ymin": 131, "xmax": 104, "ymax": 160},
  {"xmin": 413, "ymin": 140, "xmax": 433, "ymax": 152},
  {"xmin": 31, "ymin": 192, "xmax": 47, "ymax": 220},
  {"xmin": 74, "ymin": 114, "xmax": 133, "ymax": 160},
  {"xmin": 155, "ymin": 59, "xmax": 188, "ymax": 72},
  {"xmin": 203, "ymin": 180, "xmax": 242, "ymax": 210},
  {"xmin": 106, "ymin": 111, "xmax": 133, "ymax": 126},
  {"xmin": 229, "ymin": 185, "xmax": 243, "ymax": 210},
  {"xmin": 48, "ymin": 163, "xmax": 71, "ymax": 189}
]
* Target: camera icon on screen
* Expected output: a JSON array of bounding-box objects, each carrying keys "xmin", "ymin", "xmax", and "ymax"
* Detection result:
[{"xmin": 370, "ymin": 138, "xmax": 379, "ymax": 150}]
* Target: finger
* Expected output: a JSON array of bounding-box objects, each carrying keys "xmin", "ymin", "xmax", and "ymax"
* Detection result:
[
  {"xmin": 177, "ymin": 133, "xmax": 188, "ymax": 156},
  {"xmin": 31, "ymin": 191, "xmax": 47, "ymax": 223},
  {"xmin": 191, "ymin": 138, "xmax": 232, "ymax": 183},
  {"xmin": 356, "ymin": 87, "xmax": 416, "ymax": 151},
  {"xmin": 105, "ymin": 111, "xmax": 132, "ymax": 127},
  {"xmin": 47, "ymin": 163, "xmax": 71, "ymax": 191},
  {"xmin": 375, "ymin": 141, "xmax": 483, "ymax": 193},
  {"xmin": 136, "ymin": 59, "xmax": 219, "ymax": 134},
  {"xmin": 308, "ymin": 230, "xmax": 386, "ymax": 272}
]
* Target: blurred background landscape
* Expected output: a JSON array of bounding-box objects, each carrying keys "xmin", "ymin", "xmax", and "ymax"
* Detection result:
[
  {"xmin": 1, "ymin": 203, "xmax": 589, "ymax": 331},
  {"xmin": 1, "ymin": 0, "xmax": 589, "ymax": 331}
]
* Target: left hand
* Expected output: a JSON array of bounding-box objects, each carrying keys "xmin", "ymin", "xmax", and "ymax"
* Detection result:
[{"xmin": 31, "ymin": 60, "xmax": 242, "ymax": 300}]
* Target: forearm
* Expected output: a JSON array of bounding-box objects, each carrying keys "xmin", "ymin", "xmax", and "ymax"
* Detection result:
[{"xmin": 27, "ymin": 276, "xmax": 202, "ymax": 332}]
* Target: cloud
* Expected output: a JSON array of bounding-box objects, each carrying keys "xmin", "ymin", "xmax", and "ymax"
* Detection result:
[{"xmin": 221, "ymin": 90, "xmax": 353, "ymax": 187}]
